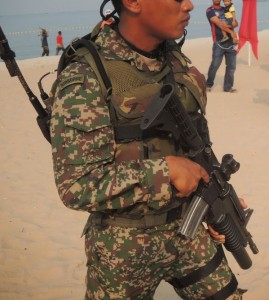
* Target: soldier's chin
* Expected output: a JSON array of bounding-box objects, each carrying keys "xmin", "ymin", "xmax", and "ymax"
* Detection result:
[{"xmin": 175, "ymin": 34, "xmax": 185, "ymax": 43}]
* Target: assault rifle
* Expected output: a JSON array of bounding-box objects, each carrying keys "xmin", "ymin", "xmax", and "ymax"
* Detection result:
[
  {"xmin": 0, "ymin": 26, "xmax": 51, "ymax": 143},
  {"xmin": 141, "ymin": 83, "xmax": 259, "ymax": 269}
]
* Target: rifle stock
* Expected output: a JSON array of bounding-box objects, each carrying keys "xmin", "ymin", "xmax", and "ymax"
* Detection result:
[{"xmin": 141, "ymin": 83, "xmax": 258, "ymax": 269}]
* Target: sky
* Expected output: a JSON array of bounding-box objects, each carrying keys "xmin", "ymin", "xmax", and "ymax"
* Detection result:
[
  {"xmin": 0, "ymin": 0, "xmax": 105, "ymax": 15},
  {"xmin": 1, "ymin": 0, "xmax": 268, "ymax": 16}
]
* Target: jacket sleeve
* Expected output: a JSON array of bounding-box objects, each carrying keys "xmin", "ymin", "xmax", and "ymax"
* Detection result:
[{"xmin": 50, "ymin": 62, "xmax": 172, "ymax": 212}]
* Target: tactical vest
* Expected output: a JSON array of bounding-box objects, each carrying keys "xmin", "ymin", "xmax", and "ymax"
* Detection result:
[
  {"xmin": 104, "ymin": 51, "xmax": 208, "ymax": 164},
  {"xmin": 53, "ymin": 24, "xmax": 210, "ymax": 221},
  {"xmin": 56, "ymin": 44, "xmax": 208, "ymax": 160}
]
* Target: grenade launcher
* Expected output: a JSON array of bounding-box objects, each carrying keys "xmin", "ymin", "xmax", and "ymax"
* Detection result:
[{"xmin": 141, "ymin": 83, "xmax": 259, "ymax": 269}]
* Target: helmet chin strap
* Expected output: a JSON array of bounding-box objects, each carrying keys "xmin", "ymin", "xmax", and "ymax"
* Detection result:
[
  {"xmin": 100, "ymin": 0, "xmax": 117, "ymax": 20},
  {"xmin": 177, "ymin": 29, "xmax": 187, "ymax": 48}
]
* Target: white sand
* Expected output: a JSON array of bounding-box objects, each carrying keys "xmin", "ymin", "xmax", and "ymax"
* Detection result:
[{"xmin": 1, "ymin": 30, "xmax": 268, "ymax": 299}]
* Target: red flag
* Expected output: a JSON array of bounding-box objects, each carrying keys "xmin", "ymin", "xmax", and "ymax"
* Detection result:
[{"xmin": 238, "ymin": 0, "xmax": 258, "ymax": 59}]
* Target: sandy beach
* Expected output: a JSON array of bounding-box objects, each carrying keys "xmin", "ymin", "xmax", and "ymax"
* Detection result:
[{"xmin": 1, "ymin": 30, "xmax": 269, "ymax": 299}]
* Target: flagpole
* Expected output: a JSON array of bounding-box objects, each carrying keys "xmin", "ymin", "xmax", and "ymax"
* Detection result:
[{"xmin": 248, "ymin": 42, "xmax": 251, "ymax": 66}]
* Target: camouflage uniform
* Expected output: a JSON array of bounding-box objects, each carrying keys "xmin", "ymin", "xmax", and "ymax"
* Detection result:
[{"xmin": 50, "ymin": 25, "xmax": 243, "ymax": 299}]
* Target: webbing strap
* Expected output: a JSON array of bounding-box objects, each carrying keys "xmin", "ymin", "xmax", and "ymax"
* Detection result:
[
  {"xmin": 75, "ymin": 40, "xmax": 112, "ymax": 100},
  {"xmin": 77, "ymin": 47, "xmax": 109, "ymax": 99},
  {"xmin": 207, "ymin": 274, "xmax": 238, "ymax": 300},
  {"xmin": 58, "ymin": 36, "xmax": 112, "ymax": 101},
  {"xmin": 169, "ymin": 245, "xmax": 224, "ymax": 289},
  {"xmin": 113, "ymin": 122, "xmax": 168, "ymax": 143},
  {"xmin": 89, "ymin": 205, "xmax": 183, "ymax": 229}
]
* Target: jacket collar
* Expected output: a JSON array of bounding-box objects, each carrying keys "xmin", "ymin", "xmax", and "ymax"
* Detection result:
[{"xmin": 95, "ymin": 25, "xmax": 166, "ymax": 72}]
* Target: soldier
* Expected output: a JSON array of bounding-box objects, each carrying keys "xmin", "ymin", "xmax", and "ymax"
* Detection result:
[{"xmin": 50, "ymin": 0, "xmax": 246, "ymax": 299}]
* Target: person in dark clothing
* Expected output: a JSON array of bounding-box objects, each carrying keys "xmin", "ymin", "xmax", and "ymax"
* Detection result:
[
  {"xmin": 40, "ymin": 28, "xmax": 49, "ymax": 56},
  {"xmin": 206, "ymin": 0, "xmax": 238, "ymax": 93}
]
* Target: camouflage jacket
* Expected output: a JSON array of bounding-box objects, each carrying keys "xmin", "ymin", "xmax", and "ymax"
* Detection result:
[{"xmin": 50, "ymin": 25, "xmax": 207, "ymax": 215}]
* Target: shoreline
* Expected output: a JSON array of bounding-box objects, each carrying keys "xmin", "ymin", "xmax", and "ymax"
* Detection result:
[{"xmin": 0, "ymin": 26, "xmax": 269, "ymax": 63}]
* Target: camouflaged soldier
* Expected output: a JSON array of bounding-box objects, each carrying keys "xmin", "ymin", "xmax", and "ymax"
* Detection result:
[{"xmin": 50, "ymin": 0, "xmax": 246, "ymax": 299}]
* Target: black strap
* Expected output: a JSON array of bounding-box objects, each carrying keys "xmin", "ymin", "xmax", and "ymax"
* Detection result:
[
  {"xmin": 57, "ymin": 36, "xmax": 112, "ymax": 94},
  {"xmin": 74, "ymin": 39, "xmax": 112, "ymax": 94},
  {"xmin": 207, "ymin": 274, "xmax": 238, "ymax": 300},
  {"xmin": 164, "ymin": 59, "xmax": 177, "ymax": 86},
  {"xmin": 114, "ymin": 122, "xmax": 169, "ymax": 143},
  {"xmin": 113, "ymin": 123, "xmax": 143, "ymax": 142},
  {"xmin": 169, "ymin": 245, "xmax": 224, "ymax": 289}
]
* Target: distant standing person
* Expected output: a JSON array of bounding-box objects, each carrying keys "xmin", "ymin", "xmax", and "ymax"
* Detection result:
[
  {"xmin": 40, "ymin": 28, "xmax": 49, "ymax": 56},
  {"xmin": 206, "ymin": 0, "xmax": 238, "ymax": 93},
  {"xmin": 56, "ymin": 31, "xmax": 65, "ymax": 55}
]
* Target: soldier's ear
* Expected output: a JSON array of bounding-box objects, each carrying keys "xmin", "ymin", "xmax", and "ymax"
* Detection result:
[{"xmin": 121, "ymin": 0, "xmax": 141, "ymax": 13}]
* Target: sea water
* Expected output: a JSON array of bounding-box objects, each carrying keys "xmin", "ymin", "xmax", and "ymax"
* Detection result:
[{"xmin": 0, "ymin": 0, "xmax": 268, "ymax": 60}]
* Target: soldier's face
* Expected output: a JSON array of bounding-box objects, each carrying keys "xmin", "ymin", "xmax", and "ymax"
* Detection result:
[{"xmin": 139, "ymin": 0, "xmax": 194, "ymax": 41}]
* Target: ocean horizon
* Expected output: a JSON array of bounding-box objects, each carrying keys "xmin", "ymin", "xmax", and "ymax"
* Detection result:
[{"xmin": 0, "ymin": 0, "xmax": 268, "ymax": 61}]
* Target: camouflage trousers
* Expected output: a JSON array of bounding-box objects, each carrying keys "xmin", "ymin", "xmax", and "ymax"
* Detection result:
[{"xmin": 84, "ymin": 219, "xmax": 243, "ymax": 300}]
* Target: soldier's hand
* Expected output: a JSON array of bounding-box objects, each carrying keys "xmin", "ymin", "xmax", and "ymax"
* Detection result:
[
  {"xmin": 165, "ymin": 156, "xmax": 209, "ymax": 198},
  {"xmin": 208, "ymin": 198, "xmax": 247, "ymax": 244},
  {"xmin": 208, "ymin": 226, "xmax": 225, "ymax": 244},
  {"xmin": 239, "ymin": 198, "xmax": 247, "ymax": 209}
]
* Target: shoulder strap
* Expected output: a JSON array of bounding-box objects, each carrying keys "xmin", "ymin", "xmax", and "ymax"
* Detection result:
[
  {"xmin": 56, "ymin": 29, "xmax": 120, "ymax": 127},
  {"xmin": 74, "ymin": 41, "xmax": 112, "ymax": 100},
  {"xmin": 57, "ymin": 30, "xmax": 112, "ymax": 101}
]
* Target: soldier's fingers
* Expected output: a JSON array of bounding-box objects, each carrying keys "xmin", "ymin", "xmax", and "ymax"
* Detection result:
[
  {"xmin": 239, "ymin": 198, "xmax": 248, "ymax": 209},
  {"xmin": 200, "ymin": 167, "xmax": 210, "ymax": 183}
]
